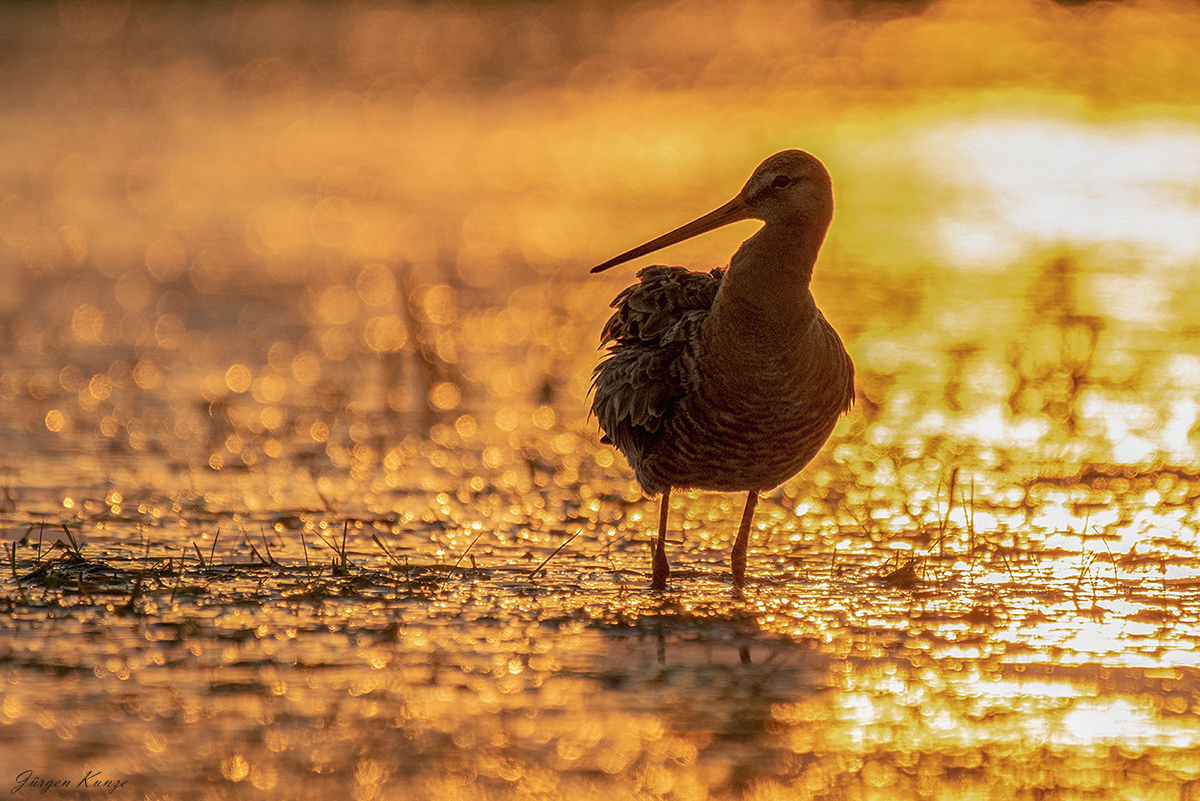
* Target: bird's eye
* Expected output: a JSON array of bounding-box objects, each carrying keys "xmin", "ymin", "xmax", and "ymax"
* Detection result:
[{"xmin": 771, "ymin": 175, "xmax": 792, "ymax": 189}]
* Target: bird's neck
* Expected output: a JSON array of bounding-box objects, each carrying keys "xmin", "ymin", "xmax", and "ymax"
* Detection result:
[{"xmin": 710, "ymin": 220, "xmax": 826, "ymax": 339}]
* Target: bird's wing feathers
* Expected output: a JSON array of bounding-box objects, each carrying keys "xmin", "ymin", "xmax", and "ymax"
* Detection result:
[
  {"xmin": 591, "ymin": 266, "xmax": 722, "ymax": 466},
  {"xmin": 600, "ymin": 266, "xmax": 723, "ymax": 344}
]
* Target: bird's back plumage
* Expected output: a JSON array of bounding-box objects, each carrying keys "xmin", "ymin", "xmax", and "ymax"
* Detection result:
[{"xmin": 592, "ymin": 265, "xmax": 722, "ymax": 480}]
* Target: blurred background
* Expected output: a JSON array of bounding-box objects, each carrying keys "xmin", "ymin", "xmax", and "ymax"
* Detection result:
[
  {"xmin": 2, "ymin": 0, "xmax": 1198, "ymax": 483},
  {"xmin": 4, "ymin": 3, "xmax": 1200, "ymax": 798}
]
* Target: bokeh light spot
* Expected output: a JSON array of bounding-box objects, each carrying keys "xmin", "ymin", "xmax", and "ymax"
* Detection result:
[{"xmin": 225, "ymin": 364, "xmax": 253, "ymax": 394}]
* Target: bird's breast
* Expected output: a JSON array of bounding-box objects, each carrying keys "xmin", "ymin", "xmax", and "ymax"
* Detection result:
[{"xmin": 638, "ymin": 310, "xmax": 854, "ymax": 494}]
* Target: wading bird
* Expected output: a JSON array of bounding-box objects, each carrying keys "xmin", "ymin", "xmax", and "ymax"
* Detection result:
[{"xmin": 590, "ymin": 150, "xmax": 855, "ymax": 590}]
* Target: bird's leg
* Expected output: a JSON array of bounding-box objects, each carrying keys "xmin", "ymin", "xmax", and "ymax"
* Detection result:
[
  {"xmin": 652, "ymin": 487, "xmax": 671, "ymax": 591},
  {"xmin": 731, "ymin": 490, "xmax": 759, "ymax": 589}
]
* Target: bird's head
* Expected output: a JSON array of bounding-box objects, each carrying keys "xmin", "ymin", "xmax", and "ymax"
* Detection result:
[
  {"xmin": 739, "ymin": 150, "xmax": 833, "ymax": 229},
  {"xmin": 591, "ymin": 149, "xmax": 832, "ymax": 274}
]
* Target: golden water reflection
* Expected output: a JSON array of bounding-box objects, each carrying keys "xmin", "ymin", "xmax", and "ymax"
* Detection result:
[{"xmin": 2, "ymin": 0, "xmax": 1200, "ymax": 798}]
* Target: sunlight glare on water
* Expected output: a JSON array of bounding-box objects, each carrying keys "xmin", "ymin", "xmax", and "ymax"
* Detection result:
[{"xmin": 918, "ymin": 115, "xmax": 1200, "ymax": 269}]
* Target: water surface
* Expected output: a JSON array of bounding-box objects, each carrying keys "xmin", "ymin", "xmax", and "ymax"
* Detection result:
[{"xmin": 3, "ymin": 1, "xmax": 1200, "ymax": 798}]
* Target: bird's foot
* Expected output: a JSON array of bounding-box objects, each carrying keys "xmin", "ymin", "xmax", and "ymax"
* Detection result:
[
  {"xmin": 730, "ymin": 490, "xmax": 757, "ymax": 591},
  {"xmin": 651, "ymin": 539, "xmax": 670, "ymax": 591}
]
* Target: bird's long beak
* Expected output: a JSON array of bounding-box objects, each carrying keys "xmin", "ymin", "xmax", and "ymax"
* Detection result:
[{"xmin": 590, "ymin": 195, "xmax": 753, "ymax": 274}]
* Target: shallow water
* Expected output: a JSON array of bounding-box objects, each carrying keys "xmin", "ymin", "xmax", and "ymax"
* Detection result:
[{"xmin": 3, "ymin": 2, "xmax": 1200, "ymax": 799}]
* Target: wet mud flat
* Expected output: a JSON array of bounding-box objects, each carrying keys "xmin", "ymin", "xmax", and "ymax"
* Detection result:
[
  {"xmin": 3, "ymin": 399, "xmax": 1200, "ymax": 799},
  {"xmin": 2, "ymin": 200, "xmax": 1199, "ymax": 800}
]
